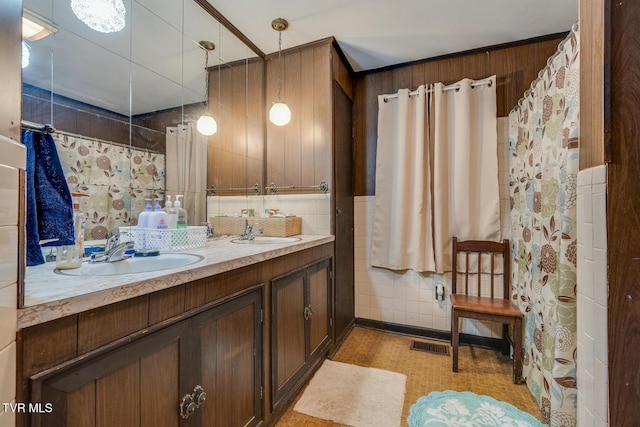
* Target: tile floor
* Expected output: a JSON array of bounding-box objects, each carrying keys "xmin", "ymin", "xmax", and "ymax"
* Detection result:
[{"xmin": 276, "ymin": 326, "xmax": 543, "ymax": 426}]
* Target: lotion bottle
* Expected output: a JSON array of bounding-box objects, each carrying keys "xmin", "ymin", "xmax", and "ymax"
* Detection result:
[
  {"xmin": 174, "ymin": 195, "xmax": 188, "ymax": 228},
  {"xmin": 137, "ymin": 199, "xmax": 152, "ymax": 228},
  {"xmin": 163, "ymin": 195, "xmax": 177, "ymax": 229}
]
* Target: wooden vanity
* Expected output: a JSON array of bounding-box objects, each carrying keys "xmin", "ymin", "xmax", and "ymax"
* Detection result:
[{"xmin": 16, "ymin": 236, "xmax": 340, "ymax": 427}]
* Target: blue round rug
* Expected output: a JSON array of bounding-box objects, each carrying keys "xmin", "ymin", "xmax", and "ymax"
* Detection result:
[{"xmin": 408, "ymin": 390, "xmax": 547, "ymax": 427}]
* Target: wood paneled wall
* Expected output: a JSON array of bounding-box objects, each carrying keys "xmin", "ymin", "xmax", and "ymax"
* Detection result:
[
  {"xmin": 580, "ymin": 0, "xmax": 608, "ymax": 170},
  {"xmin": 352, "ymin": 35, "xmax": 565, "ymax": 196},
  {"xmin": 607, "ymin": 0, "xmax": 640, "ymax": 424},
  {"xmin": 207, "ymin": 60, "xmax": 264, "ymax": 194},
  {"xmin": 265, "ymin": 41, "xmax": 333, "ymax": 191}
]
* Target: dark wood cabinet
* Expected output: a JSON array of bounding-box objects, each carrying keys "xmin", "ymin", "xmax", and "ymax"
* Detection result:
[
  {"xmin": 18, "ymin": 243, "xmax": 335, "ymax": 427},
  {"xmin": 271, "ymin": 258, "xmax": 332, "ymax": 412},
  {"xmin": 29, "ymin": 289, "xmax": 263, "ymax": 427}
]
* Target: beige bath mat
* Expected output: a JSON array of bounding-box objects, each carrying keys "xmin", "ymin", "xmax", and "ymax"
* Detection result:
[{"xmin": 293, "ymin": 360, "xmax": 407, "ymax": 427}]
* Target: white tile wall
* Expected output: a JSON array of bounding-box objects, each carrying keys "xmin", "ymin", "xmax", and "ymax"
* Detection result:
[
  {"xmin": 207, "ymin": 193, "xmax": 331, "ymax": 235},
  {"xmin": 0, "ymin": 135, "xmax": 24, "ymax": 426},
  {"xmin": 0, "ymin": 401, "xmax": 16, "ymax": 427},
  {"xmin": 576, "ymin": 164, "xmax": 608, "ymax": 427},
  {"xmin": 354, "ymin": 118, "xmax": 511, "ymax": 339},
  {"xmin": 0, "ymin": 342, "xmax": 16, "ymax": 407}
]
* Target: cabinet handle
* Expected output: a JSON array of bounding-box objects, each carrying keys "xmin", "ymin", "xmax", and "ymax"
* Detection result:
[
  {"xmin": 179, "ymin": 394, "xmax": 197, "ymax": 419},
  {"xmin": 304, "ymin": 305, "xmax": 314, "ymax": 320},
  {"xmin": 179, "ymin": 385, "xmax": 207, "ymax": 419},
  {"xmin": 192, "ymin": 385, "xmax": 207, "ymax": 407}
]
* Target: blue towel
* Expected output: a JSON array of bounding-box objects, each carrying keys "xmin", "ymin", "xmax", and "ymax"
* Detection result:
[{"xmin": 22, "ymin": 130, "xmax": 75, "ymax": 266}]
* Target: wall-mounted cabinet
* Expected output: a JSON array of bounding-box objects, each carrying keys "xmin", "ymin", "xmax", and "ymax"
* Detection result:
[
  {"xmin": 29, "ymin": 289, "xmax": 262, "ymax": 427},
  {"xmin": 271, "ymin": 258, "xmax": 332, "ymax": 412}
]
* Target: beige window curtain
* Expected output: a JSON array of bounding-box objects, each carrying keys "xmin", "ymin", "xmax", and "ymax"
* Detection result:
[
  {"xmin": 166, "ymin": 122, "xmax": 208, "ymax": 225},
  {"xmin": 371, "ymin": 76, "xmax": 500, "ymax": 274}
]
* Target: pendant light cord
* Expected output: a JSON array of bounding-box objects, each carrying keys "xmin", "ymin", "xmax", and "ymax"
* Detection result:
[
  {"xmin": 204, "ymin": 49, "xmax": 209, "ymax": 112},
  {"xmin": 277, "ymin": 31, "xmax": 283, "ymax": 102}
]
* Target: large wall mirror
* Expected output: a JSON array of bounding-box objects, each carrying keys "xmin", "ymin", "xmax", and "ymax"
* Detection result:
[{"xmin": 21, "ymin": 0, "xmax": 264, "ymax": 246}]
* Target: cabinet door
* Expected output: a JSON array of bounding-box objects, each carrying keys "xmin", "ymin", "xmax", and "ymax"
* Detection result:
[
  {"xmin": 271, "ymin": 268, "xmax": 306, "ymax": 411},
  {"xmin": 192, "ymin": 289, "xmax": 263, "ymax": 427},
  {"xmin": 307, "ymin": 258, "xmax": 331, "ymax": 358},
  {"xmin": 32, "ymin": 321, "xmax": 190, "ymax": 427}
]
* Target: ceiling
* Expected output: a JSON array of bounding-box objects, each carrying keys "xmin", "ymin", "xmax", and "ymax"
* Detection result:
[{"xmin": 209, "ymin": 0, "xmax": 579, "ymax": 72}]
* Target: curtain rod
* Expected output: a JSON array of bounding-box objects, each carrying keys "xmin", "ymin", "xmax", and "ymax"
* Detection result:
[
  {"xmin": 22, "ymin": 121, "xmax": 163, "ymax": 154},
  {"xmin": 52, "ymin": 129, "xmax": 164, "ymax": 155},
  {"xmin": 382, "ymin": 78, "xmax": 493, "ymax": 102},
  {"xmin": 21, "ymin": 120, "xmax": 56, "ymax": 134}
]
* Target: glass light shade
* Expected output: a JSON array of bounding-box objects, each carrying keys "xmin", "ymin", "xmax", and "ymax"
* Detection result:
[
  {"xmin": 70, "ymin": 0, "xmax": 126, "ymax": 34},
  {"xmin": 197, "ymin": 113, "xmax": 217, "ymax": 136},
  {"xmin": 22, "ymin": 41, "xmax": 30, "ymax": 69},
  {"xmin": 269, "ymin": 102, "xmax": 291, "ymax": 126},
  {"xmin": 22, "ymin": 11, "xmax": 58, "ymax": 42}
]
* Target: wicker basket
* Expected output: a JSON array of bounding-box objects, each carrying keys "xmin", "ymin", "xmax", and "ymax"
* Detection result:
[
  {"xmin": 248, "ymin": 217, "xmax": 302, "ymax": 237},
  {"xmin": 209, "ymin": 216, "xmax": 247, "ymax": 235}
]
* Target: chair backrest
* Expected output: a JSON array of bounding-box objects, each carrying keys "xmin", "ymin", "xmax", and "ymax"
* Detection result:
[{"xmin": 451, "ymin": 237, "xmax": 511, "ymax": 300}]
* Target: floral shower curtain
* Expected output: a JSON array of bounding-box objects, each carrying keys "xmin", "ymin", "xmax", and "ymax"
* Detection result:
[{"xmin": 508, "ymin": 24, "xmax": 579, "ymax": 427}]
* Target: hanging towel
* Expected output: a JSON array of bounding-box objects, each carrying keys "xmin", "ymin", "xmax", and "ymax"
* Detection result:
[{"xmin": 22, "ymin": 130, "xmax": 75, "ymax": 266}]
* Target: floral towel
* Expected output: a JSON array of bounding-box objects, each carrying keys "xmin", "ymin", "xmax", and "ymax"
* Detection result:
[{"xmin": 408, "ymin": 391, "xmax": 547, "ymax": 427}]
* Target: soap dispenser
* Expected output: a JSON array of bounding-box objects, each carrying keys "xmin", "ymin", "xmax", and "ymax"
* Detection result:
[
  {"xmin": 137, "ymin": 199, "xmax": 152, "ymax": 228},
  {"xmin": 163, "ymin": 195, "xmax": 177, "ymax": 229},
  {"xmin": 174, "ymin": 195, "xmax": 188, "ymax": 228}
]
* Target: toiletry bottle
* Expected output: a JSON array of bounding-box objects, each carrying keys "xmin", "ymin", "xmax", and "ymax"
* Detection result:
[
  {"xmin": 175, "ymin": 195, "xmax": 188, "ymax": 228},
  {"xmin": 55, "ymin": 193, "xmax": 88, "ymax": 270},
  {"xmin": 71, "ymin": 193, "xmax": 88, "ymax": 257},
  {"xmin": 137, "ymin": 198, "xmax": 152, "ymax": 228},
  {"xmin": 163, "ymin": 195, "xmax": 177, "ymax": 229},
  {"xmin": 148, "ymin": 198, "xmax": 170, "ymax": 249}
]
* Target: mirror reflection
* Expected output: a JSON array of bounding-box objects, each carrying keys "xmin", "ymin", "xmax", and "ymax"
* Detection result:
[{"xmin": 21, "ymin": 0, "xmax": 263, "ymax": 245}]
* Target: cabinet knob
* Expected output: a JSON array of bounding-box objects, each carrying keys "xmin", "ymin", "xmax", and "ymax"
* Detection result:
[
  {"xmin": 179, "ymin": 394, "xmax": 197, "ymax": 419},
  {"xmin": 303, "ymin": 305, "xmax": 314, "ymax": 320},
  {"xmin": 193, "ymin": 385, "xmax": 207, "ymax": 407}
]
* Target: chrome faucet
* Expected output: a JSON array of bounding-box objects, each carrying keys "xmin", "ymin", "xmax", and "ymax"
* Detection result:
[
  {"xmin": 90, "ymin": 232, "xmax": 135, "ymax": 263},
  {"xmin": 240, "ymin": 223, "xmax": 263, "ymax": 240},
  {"xmin": 202, "ymin": 221, "xmax": 215, "ymax": 238}
]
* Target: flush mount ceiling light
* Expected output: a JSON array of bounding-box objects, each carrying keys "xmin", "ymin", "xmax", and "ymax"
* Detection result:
[
  {"xmin": 70, "ymin": 0, "xmax": 126, "ymax": 34},
  {"xmin": 23, "ymin": 8, "xmax": 58, "ymax": 41},
  {"xmin": 269, "ymin": 18, "xmax": 291, "ymax": 126},
  {"xmin": 196, "ymin": 40, "xmax": 218, "ymax": 136},
  {"xmin": 22, "ymin": 41, "xmax": 30, "ymax": 69}
]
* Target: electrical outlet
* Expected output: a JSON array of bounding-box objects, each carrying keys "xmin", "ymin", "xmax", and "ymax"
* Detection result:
[{"xmin": 435, "ymin": 283, "xmax": 444, "ymax": 301}]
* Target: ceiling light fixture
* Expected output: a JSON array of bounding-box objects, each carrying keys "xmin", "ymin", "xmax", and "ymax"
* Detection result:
[
  {"xmin": 22, "ymin": 41, "xmax": 30, "ymax": 69},
  {"xmin": 269, "ymin": 18, "xmax": 291, "ymax": 127},
  {"xmin": 70, "ymin": 0, "xmax": 126, "ymax": 34},
  {"xmin": 196, "ymin": 40, "xmax": 218, "ymax": 136},
  {"xmin": 23, "ymin": 8, "xmax": 58, "ymax": 41}
]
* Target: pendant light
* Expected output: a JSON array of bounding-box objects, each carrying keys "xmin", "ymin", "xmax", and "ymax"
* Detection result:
[
  {"xmin": 269, "ymin": 18, "xmax": 291, "ymax": 126},
  {"xmin": 197, "ymin": 40, "xmax": 217, "ymax": 136},
  {"xmin": 70, "ymin": 0, "xmax": 126, "ymax": 34}
]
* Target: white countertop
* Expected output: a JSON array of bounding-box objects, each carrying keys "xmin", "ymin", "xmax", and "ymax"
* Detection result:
[{"xmin": 19, "ymin": 234, "xmax": 334, "ymax": 329}]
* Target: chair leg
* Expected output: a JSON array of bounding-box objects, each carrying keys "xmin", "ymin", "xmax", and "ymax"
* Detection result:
[
  {"xmin": 501, "ymin": 323, "xmax": 510, "ymax": 355},
  {"xmin": 512, "ymin": 317, "xmax": 523, "ymax": 384},
  {"xmin": 452, "ymin": 311, "xmax": 460, "ymax": 372}
]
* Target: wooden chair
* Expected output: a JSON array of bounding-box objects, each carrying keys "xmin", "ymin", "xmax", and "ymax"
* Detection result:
[{"xmin": 450, "ymin": 237, "xmax": 523, "ymax": 384}]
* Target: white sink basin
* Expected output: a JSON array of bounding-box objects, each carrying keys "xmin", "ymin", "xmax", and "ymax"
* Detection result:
[
  {"xmin": 231, "ymin": 236, "xmax": 302, "ymax": 244},
  {"xmin": 56, "ymin": 253, "xmax": 204, "ymax": 276}
]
